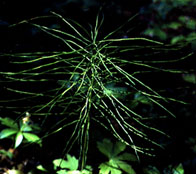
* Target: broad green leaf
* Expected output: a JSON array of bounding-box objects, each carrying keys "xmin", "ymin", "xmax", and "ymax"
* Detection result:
[
  {"xmin": 117, "ymin": 153, "xmax": 137, "ymax": 162},
  {"xmin": 97, "ymin": 139, "xmax": 113, "ymax": 158},
  {"xmin": 99, "ymin": 163, "xmax": 110, "ymax": 174},
  {"xmin": 66, "ymin": 154, "xmax": 79, "ymax": 171},
  {"xmin": 172, "ymin": 163, "xmax": 184, "ymax": 174},
  {"xmin": 171, "ymin": 35, "xmax": 185, "ymax": 44},
  {"xmin": 53, "ymin": 155, "xmax": 78, "ymax": 171},
  {"xmin": 98, "ymin": 139, "xmax": 136, "ymax": 174},
  {"xmin": 99, "ymin": 162, "xmax": 121, "ymax": 174},
  {"xmin": 15, "ymin": 132, "xmax": 23, "ymax": 148},
  {"xmin": 113, "ymin": 141, "xmax": 126, "ymax": 157},
  {"xmin": 0, "ymin": 128, "xmax": 17, "ymax": 139},
  {"xmin": 23, "ymin": 132, "xmax": 41, "ymax": 143},
  {"xmin": 118, "ymin": 162, "xmax": 136, "ymax": 174},
  {"xmin": 0, "ymin": 117, "xmax": 18, "ymax": 129},
  {"xmin": 53, "ymin": 159, "xmax": 68, "ymax": 170}
]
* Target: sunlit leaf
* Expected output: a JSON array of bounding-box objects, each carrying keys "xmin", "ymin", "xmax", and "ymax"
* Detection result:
[
  {"xmin": 53, "ymin": 155, "xmax": 79, "ymax": 171},
  {"xmin": 99, "ymin": 162, "xmax": 121, "ymax": 174},
  {"xmin": 0, "ymin": 128, "xmax": 17, "ymax": 139},
  {"xmin": 66, "ymin": 154, "xmax": 79, "ymax": 171},
  {"xmin": 53, "ymin": 159, "xmax": 68, "ymax": 170},
  {"xmin": 172, "ymin": 163, "xmax": 184, "ymax": 174},
  {"xmin": 15, "ymin": 132, "xmax": 23, "ymax": 148},
  {"xmin": 36, "ymin": 164, "xmax": 48, "ymax": 172},
  {"xmin": 23, "ymin": 132, "xmax": 41, "ymax": 143}
]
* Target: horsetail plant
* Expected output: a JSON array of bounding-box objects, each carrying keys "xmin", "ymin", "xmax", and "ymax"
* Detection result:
[{"xmin": 0, "ymin": 10, "xmax": 193, "ymax": 169}]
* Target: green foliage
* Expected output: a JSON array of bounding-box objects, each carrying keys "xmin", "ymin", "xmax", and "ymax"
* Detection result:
[
  {"xmin": 143, "ymin": 27, "xmax": 167, "ymax": 40},
  {"xmin": 36, "ymin": 165, "xmax": 48, "ymax": 172},
  {"xmin": 0, "ymin": 149, "xmax": 14, "ymax": 159},
  {"xmin": 0, "ymin": 117, "xmax": 41, "ymax": 148},
  {"xmin": 143, "ymin": 163, "xmax": 184, "ymax": 174},
  {"xmin": 172, "ymin": 163, "xmax": 184, "ymax": 174},
  {"xmin": 0, "ymin": 117, "xmax": 18, "ymax": 129},
  {"xmin": 53, "ymin": 154, "xmax": 92, "ymax": 174},
  {"xmin": 143, "ymin": 0, "xmax": 196, "ymax": 45},
  {"xmin": 97, "ymin": 139, "xmax": 137, "ymax": 174},
  {"xmin": 182, "ymin": 73, "xmax": 196, "ymax": 84},
  {"xmin": 143, "ymin": 165, "xmax": 160, "ymax": 174},
  {"xmin": 0, "ymin": 10, "xmax": 191, "ymax": 168}
]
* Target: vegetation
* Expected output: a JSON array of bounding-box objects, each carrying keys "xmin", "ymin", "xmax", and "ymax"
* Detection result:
[
  {"xmin": 142, "ymin": 0, "xmax": 196, "ymax": 46},
  {"xmin": 0, "ymin": 116, "xmax": 41, "ymax": 148},
  {"xmin": 0, "ymin": 3, "xmax": 195, "ymax": 173}
]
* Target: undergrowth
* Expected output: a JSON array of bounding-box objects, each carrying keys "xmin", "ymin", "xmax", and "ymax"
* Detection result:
[{"xmin": 0, "ymin": 10, "xmax": 193, "ymax": 169}]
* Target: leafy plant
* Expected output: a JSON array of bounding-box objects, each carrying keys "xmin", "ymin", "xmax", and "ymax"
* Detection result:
[
  {"xmin": 0, "ymin": 149, "xmax": 14, "ymax": 160},
  {"xmin": 143, "ymin": 163, "xmax": 184, "ymax": 174},
  {"xmin": 0, "ymin": 9, "xmax": 191, "ymax": 168},
  {"xmin": 142, "ymin": 0, "xmax": 196, "ymax": 45},
  {"xmin": 97, "ymin": 138, "xmax": 137, "ymax": 174},
  {"xmin": 172, "ymin": 163, "xmax": 184, "ymax": 174},
  {"xmin": 182, "ymin": 73, "xmax": 196, "ymax": 84},
  {"xmin": 0, "ymin": 116, "xmax": 41, "ymax": 148},
  {"xmin": 53, "ymin": 154, "xmax": 92, "ymax": 174}
]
